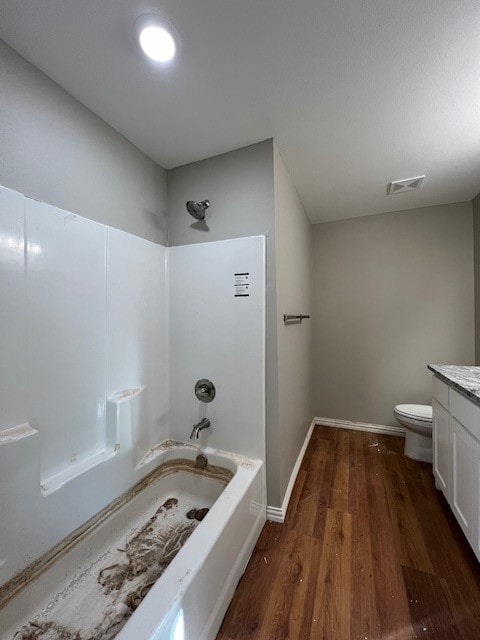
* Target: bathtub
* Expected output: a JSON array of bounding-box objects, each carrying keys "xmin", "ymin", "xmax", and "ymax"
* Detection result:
[{"xmin": 0, "ymin": 443, "xmax": 265, "ymax": 640}]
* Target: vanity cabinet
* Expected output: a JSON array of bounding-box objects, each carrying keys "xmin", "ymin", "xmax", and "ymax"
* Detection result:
[{"xmin": 432, "ymin": 377, "xmax": 480, "ymax": 562}]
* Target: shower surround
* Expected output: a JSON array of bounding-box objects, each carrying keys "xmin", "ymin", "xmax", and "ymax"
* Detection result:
[{"xmin": 0, "ymin": 183, "xmax": 266, "ymax": 639}]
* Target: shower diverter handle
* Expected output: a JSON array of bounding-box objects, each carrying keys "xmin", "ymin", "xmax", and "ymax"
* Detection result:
[{"xmin": 194, "ymin": 379, "xmax": 216, "ymax": 403}]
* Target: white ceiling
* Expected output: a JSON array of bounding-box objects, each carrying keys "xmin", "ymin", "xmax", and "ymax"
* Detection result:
[{"xmin": 0, "ymin": 0, "xmax": 479, "ymax": 223}]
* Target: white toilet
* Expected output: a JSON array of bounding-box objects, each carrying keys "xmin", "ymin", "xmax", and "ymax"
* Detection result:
[{"xmin": 393, "ymin": 404, "xmax": 433, "ymax": 463}]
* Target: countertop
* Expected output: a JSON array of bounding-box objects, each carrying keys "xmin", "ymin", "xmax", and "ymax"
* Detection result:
[{"xmin": 428, "ymin": 364, "xmax": 480, "ymax": 407}]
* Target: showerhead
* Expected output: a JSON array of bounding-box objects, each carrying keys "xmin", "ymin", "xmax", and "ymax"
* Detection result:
[{"xmin": 186, "ymin": 199, "xmax": 210, "ymax": 220}]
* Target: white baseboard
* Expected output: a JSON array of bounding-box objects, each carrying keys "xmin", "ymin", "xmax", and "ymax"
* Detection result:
[
  {"xmin": 314, "ymin": 416, "xmax": 406, "ymax": 436},
  {"xmin": 266, "ymin": 419, "xmax": 315, "ymax": 523},
  {"xmin": 265, "ymin": 505, "xmax": 284, "ymax": 523}
]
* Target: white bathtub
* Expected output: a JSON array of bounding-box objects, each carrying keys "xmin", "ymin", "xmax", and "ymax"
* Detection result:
[{"xmin": 0, "ymin": 444, "xmax": 265, "ymax": 640}]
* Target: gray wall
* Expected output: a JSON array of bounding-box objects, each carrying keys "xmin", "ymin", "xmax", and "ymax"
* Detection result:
[
  {"xmin": 167, "ymin": 140, "xmax": 280, "ymax": 502},
  {"xmin": 312, "ymin": 202, "xmax": 475, "ymax": 426},
  {"xmin": 0, "ymin": 38, "xmax": 167, "ymax": 244},
  {"xmin": 474, "ymin": 193, "xmax": 480, "ymax": 363},
  {"xmin": 168, "ymin": 140, "xmax": 316, "ymax": 508},
  {"xmin": 273, "ymin": 145, "xmax": 313, "ymax": 505}
]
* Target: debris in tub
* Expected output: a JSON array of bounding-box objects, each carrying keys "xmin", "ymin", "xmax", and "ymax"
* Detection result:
[
  {"xmin": 13, "ymin": 497, "xmax": 199, "ymax": 640},
  {"xmin": 194, "ymin": 508, "xmax": 209, "ymax": 521},
  {"xmin": 13, "ymin": 620, "xmax": 82, "ymax": 639},
  {"xmin": 186, "ymin": 507, "xmax": 209, "ymax": 521},
  {"xmin": 7, "ymin": 458, "xmax": 232, "ymax": 640}
]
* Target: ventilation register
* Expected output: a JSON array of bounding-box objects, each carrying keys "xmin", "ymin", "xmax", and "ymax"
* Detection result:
[{"xmin": 388, "ymin": 175, "xmax": 425, "ymax": 195}]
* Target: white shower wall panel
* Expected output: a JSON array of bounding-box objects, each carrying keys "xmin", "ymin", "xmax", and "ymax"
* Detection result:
[
  {"xmin": 107, "ymin": 228, "xmax": 169, "ymax": 462},
  {"xmin": 25, "ymin": 199, "xmax": 107, "ymax": 481},
  {"xmin": 169, "ymin": 236, "xmax": 266, "ymax": 461},
  {"xmin": 0, "ymin": 185, "xmax": 28, "ymax": 432},
  {"xmin": 1, "ymin": 186, "xmax": 171, "ymax": 586}
]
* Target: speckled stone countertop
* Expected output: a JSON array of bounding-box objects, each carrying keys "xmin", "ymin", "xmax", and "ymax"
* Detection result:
[{"xmin": 428, "ymin": 365, "xmax": 480, "ymax": 407}]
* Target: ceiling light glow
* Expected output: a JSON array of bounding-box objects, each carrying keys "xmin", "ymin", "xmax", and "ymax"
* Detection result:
[{"xmin": 136, "ymin": 20, "xmax": 176, "ymax": 63}]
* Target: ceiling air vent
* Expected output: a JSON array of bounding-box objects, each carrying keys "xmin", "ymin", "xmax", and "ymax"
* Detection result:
[{"xmin": 388, "ymin": 175, "xmax": 425, "ymax": 195}]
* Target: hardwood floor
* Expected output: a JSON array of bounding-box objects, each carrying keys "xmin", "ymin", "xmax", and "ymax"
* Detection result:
[{"xmin": 217, "ymin": 426, "xmax": 480, "ymax": 640}]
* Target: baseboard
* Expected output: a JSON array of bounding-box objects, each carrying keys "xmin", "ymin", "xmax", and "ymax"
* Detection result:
[
  {"xmin": 266, "ymin": 505, "xmax": 284, "ymax": 523},
  {"xmin": 266, "ymin": 419, "xmax": 315, "ymax": 523},
  {"xmin": 314, "ymin": 416, "xmax": 406, "ymax": 436}
]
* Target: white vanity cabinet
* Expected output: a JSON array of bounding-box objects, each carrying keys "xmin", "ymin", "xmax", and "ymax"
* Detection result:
[{"xmin": 432, "ymin": 376, "xmax": 480, "ymax": 562}]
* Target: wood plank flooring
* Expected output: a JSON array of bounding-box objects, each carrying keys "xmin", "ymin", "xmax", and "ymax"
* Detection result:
[{"xmin": 217, "ymin": 426, "xmax": 480, "ymax": 640}]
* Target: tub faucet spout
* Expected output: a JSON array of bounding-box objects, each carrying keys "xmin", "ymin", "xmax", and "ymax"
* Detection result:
[{"xmin": 190, "ymin": 418, "xmax": 211, "ymax": 440}]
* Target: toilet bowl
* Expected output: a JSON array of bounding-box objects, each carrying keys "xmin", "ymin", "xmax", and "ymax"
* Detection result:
[{"xmin": 393, "ymin": 404, "xmax": 433, "ymax": 463}]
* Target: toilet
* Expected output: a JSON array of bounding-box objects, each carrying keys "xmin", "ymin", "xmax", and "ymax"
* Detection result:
[{"xmin": 393, "ymin": 404, "xmax": 433, "ymax": 463}]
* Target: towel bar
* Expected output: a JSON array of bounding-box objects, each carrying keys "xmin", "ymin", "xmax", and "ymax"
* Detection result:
[{"xmin": 283, "ymin": 314, "xmax": 310, "ymax": 323}]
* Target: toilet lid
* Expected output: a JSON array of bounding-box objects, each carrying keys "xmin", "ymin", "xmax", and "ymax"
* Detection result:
[{"xmin": 395, "ymin": 404, "xmax": 432, "ymax": 422}]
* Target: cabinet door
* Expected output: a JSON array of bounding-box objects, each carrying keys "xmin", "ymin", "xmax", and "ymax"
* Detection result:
[
  {"xmin": 450, "ymin": 417, "xmax": 474, "ymax": 541},
  {"xmin": 432, "ymin": 398, "xmax": 450, "ymax": 499},
  {"xmin": 473, "ymin": 440, "xmax": 480, "ymax": 563}
]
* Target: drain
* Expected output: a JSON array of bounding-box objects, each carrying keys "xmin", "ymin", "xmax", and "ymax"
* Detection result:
[{"xmin": 195, "ymin": 453, "xmax": 208, "ymax": 469}]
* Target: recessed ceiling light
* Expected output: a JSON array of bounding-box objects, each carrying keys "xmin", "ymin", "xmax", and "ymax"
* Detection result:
[{"xmin": 134, "ymin": 15, "xmax": 177, "ymax": 63}]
